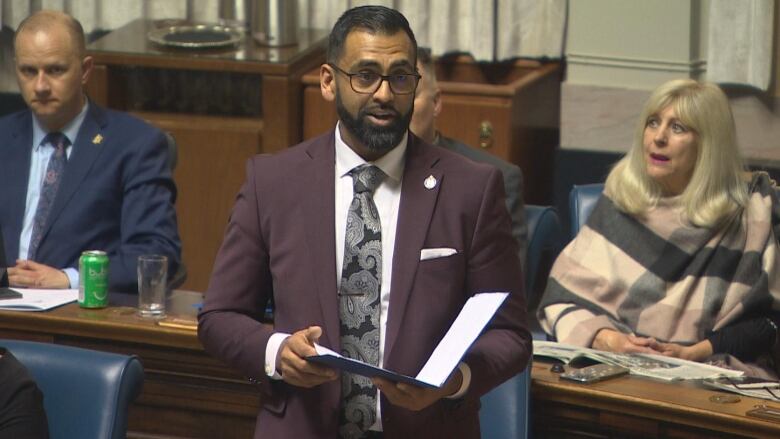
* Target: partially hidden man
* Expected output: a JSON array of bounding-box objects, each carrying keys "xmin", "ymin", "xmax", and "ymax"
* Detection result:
[
  {"xmin": 198, "ymin": 6, "xmax": 530, "ymax": 439},
  {"xmin": 0, "ymin": 10, "xmax": 181, "ymax": 293}
]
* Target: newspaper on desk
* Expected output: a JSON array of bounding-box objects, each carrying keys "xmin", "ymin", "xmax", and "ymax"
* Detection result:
[
  {"xmin": 702, "ymin": 377, "xmax": 780, "ymax": 402},
  {"xmin": 533, "ymin": 340, "xmax": 743, "ymax": 381}
]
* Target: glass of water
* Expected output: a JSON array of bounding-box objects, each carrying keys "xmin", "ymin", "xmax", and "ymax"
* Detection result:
[{"xmin": 137, "ymin": 255, "xmax": 168, "ymax": 318}]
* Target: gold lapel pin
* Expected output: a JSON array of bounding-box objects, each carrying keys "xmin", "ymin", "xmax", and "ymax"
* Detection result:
[
  {"xmin": 424, "ymin": 175, "xmax": 437, "ymax": 190},
  {"xmin": 92, "ymin": 134, "xmax": 103, "ymax": 144}
]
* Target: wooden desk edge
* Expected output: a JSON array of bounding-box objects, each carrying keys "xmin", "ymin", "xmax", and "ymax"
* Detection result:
[
  {"xmin": 0, "ymin": 306, "xmax": 203, "ymax": 350},
  {"xmin": 531, "ymin": 362, "xmax": 780, "ymax": 436}
]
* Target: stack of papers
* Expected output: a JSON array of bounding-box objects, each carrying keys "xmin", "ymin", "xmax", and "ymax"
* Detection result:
[
  {"xmin": 0, "ymin": 288, "xmax": 78, "ymax": 312},
  {"xmin": 533, "ymin": 340, "xmax": 743, "ymax": 381}
]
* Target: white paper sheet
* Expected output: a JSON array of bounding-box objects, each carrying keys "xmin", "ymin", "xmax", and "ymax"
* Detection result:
[
  {"xmin": 416, "ymin": 292, "xmax": 508, "ymax": 386},
  {"xmin": 0, "ymin": 288, "xmax": 78, "ymax": 311},
  {"xmin": 310, "ymin": 292, "xmax": 509, "ymax": 387}
]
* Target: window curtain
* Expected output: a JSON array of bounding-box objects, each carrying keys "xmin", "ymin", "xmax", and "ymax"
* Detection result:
[
  {"xmin": 1, "ymin": 0, "xmax": 567, "ymax": 59},
  {"xmin": 2, "ymin": 0, "xmax": 775, "ymax": 90}
]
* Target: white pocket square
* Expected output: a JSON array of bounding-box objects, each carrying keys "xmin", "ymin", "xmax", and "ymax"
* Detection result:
[{"xmin": 420, "ymin": 247, "xmax": 458, "ymax": 261}]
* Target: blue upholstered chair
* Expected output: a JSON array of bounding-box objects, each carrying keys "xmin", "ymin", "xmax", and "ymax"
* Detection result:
[
  {"xmin": 1, "ymin": 339, "xmax": 144, "ymax": 439},
  {"xmin": 478, "ymin": 205, "xmax": 565, "ymax": 439},
  {"xmin": 524, "ymin": 205, "xmax": 564, "ymax": 298},
  {"xmin": 479, "ymin": 367, "xmax": 530, "ymax": 439},
  {"xmin": 569, "ymin": 183, "xmax": 604, "ymax": 237}
]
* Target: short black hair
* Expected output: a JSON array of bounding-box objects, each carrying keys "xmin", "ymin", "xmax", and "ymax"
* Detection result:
[
  {"xmin": 417, "ymin": 47, "xmax": 433, "ymax": 71},
  {"xmin": 327, "ymin": 5, "xmax": 418, "ymax": 65}
]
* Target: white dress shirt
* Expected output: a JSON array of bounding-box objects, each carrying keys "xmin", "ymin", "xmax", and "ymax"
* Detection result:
[{"xmin": 19, "ymin": 101, "xmax": 89, "ymax": 288}]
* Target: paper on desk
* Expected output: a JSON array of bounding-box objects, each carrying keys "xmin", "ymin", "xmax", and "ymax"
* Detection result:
[
  {"xmin": 0, "ymin": 288, "xmax": 78, "ymax": 311},
  {"xmin": 533, "ymin": 340, "xmax": 743, "ymax": 381},
  {"xmin": 308, "ymin": 292, "xmax": 509, "ymax": 388},
  {"xmin": 703, "ymin": 378, "xmax": 780, "ymax": 402}
]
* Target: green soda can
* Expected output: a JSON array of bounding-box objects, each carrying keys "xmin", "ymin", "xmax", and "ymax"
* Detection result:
[{"xmin": 79, "ymin": 250, "xmax": 109, "ymax": 308}]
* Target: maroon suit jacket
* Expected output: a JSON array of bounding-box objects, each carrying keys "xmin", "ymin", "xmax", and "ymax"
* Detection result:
[{"xmin": 198, "ymin": 131, "xmax": 531, "ymax": 438}]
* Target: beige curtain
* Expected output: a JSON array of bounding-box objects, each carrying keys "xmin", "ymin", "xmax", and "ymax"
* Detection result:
[
  {"xmin": 1, "ymin": 0, "xmax": 567, "ymax": 59},
  {"xmin": 706, "ymin": 0, "xmax": 774, "ymax": 90},
  {"xmin": 297, "ymin": 0, "xmax": 567, "ymax": 60},
  {"xmin": 0, "ymin": 0, "xmax": 567, "ymax": 91},
  {"xmin": 3, "ymin": 0, "xmax": 776, "ymax": 90}
]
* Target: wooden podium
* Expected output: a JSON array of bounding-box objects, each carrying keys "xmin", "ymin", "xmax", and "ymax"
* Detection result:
[{"xmin": 86, "ymin": 19, "xmax": 327, "ymax": 292}]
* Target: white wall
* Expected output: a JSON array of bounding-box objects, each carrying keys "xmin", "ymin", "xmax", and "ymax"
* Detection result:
[{"xmin": 566, "ymin": 0, "xmax": 708, "ymax": 90}]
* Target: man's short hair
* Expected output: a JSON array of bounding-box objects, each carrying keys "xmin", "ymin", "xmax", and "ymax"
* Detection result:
[
  {"xmin": 14, "ymin": 10, "xmax": 86, "ymax": 59},
  {"xmin": 417, "ymin": 47, "xmax": 434, "ymax": 72},
  {"xmin": 327, "ymin": 5, "xmax": 418, "ymax": 65}
]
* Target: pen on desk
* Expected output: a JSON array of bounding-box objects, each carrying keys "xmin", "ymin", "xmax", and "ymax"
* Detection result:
[{"xmin": 157, "ymin": 319, "xmax": 198, "ymax": 330}]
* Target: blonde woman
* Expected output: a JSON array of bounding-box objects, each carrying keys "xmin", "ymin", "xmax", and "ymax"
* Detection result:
[{"xmin": 539, "ymin": 79, "xmax": 780, "ymax": 377}]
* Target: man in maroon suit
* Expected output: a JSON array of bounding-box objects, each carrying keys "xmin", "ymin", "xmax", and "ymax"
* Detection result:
[{"xmin": 198, "ymin": 5, "xmax": 530, "ymax": 438}]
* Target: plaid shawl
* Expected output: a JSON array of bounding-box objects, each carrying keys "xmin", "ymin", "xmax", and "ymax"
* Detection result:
[{"xmin": 539, "ymin": 173, "xmax": 780, "ymax": 357}]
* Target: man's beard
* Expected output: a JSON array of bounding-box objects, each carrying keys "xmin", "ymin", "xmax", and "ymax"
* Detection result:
[{"xmin": 336, "ymin": 93, "xmax": 413, "ymax": 154}]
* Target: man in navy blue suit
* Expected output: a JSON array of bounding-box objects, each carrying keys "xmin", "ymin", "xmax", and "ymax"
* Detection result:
[{"xmin": 0, "ymin": 10, "xmax": 181, "ymax": 293}]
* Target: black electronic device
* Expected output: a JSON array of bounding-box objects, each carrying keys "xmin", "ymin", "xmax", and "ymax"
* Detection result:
[
  {"xmin": 0, "ymin": 288, "xmax": 21, "ymax": 300},
  {"xmin": 559, "ymin": 363, "xmax": 629, "ymax": 384}
]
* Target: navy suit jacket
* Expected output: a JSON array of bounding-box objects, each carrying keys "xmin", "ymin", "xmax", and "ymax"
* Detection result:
[
  {"xmin": 198, "ymin": 131, "xmax": 531, "ymax": 438},
  {"xmin": 0, "ymin": 104, "xmax": 181, "ymax": 293}
]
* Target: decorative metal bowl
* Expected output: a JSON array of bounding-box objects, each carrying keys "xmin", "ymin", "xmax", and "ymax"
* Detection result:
[{"xmin": 148, "ymin": 23, "xmax": 243, "ymax": 49}]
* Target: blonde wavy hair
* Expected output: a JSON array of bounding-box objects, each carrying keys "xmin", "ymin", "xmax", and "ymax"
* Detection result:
[{"xmin": 604, "ymin": 79, "xmax": 748, "ymax": 228}]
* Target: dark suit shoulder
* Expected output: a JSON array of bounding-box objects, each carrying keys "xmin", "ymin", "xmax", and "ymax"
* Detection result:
[
  {"xmin": 424, "ymin": 137, "xmax": 500, "ymax": 180},
  {"xmin": 96, "ymin": 106, "xmax": 163, "ymax": 135},
  {"xmin": 0, "ymin": 109, "xmax": 31, "ymax": 137},
  {"xmin": 0, "ymin": 108, "xmax": 30, "ymax": 124},
  {"xmin": 248, "ymin": 130, "xmax": 333, "ymax": 174},
  {"xmin": 437, "ymin": 135, "xmax": 522, "ymax": 178}
]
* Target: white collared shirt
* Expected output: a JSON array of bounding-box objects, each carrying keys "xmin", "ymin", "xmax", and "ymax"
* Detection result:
[{"xmin": 19, "ymin": 101, "xmax": 89, "ymax": 287}]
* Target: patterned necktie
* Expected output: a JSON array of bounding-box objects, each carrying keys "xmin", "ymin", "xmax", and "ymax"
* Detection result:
[
  {"xmin": 28, "ymin": 132, "xmax": 69, "ymax": 260},
  {"xmin": 339, "ymin": 164, "xmax": 385, "ymax": 438}
]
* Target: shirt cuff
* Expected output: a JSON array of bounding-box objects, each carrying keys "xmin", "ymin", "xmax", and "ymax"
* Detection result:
[
  {"xmin": 265, "ymin": 332, "xmax": 291, "ymax": 380},
  {"xmin": 63, "ymin": 267, "xmax": 79, "ymax": 289},
  {"xmin": 446, "ymin": 362, "xmax": 472, "ymax": 399}
]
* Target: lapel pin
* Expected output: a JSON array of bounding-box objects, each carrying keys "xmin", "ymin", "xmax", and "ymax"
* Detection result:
[
  {"xmin": 92, "ymin": 134, "xmax": 103, "ymax": 145},
  {"xmin": 424, "ymin": 175, "xmax": 437, "ymax": 190}
]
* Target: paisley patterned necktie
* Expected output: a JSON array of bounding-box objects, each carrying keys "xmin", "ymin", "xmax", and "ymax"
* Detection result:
[
  {"xmin": 28, "ymin": 132, "xmax": 69, "ymax": 260},
  {"xmin": 338, "ymin": 164, "xmax": 386, "ymax": 438}
]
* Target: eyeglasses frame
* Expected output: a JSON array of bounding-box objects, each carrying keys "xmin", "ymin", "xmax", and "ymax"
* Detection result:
[{"xmin": 327, "ymin": 62, "xmax": 421, "ymax": 95}]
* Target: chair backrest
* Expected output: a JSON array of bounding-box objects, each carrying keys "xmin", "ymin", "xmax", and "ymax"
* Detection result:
[
  {"xmin": 524, "ymin": 205, "xmax": 564, "ymax": 297},
  {"xmin": 478, "ymin": 207, "xmax": 557, "ymax": 438},
  {"xmin": 0, "ymin": 339, "xmax": 144, "ymax": 439},
  {"xmin": 479, "ymin": 367, "xmax": 531, "ymax": 439},
  {"xmin": 164, "ymin": 131, "xmax": 178, "ymax": 172},
  {"xmin": 569, "ymin": 183, "xmax": 604, "ymax": 238}
]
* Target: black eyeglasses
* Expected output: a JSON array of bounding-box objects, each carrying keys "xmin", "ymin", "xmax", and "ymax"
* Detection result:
[
  {"xmin": 724, "ymin": 376, "xmax": 780, "ymax": 400},
  {"xmin": 328, "ymin": 63, "xmax": 421, "ymax": 95}
]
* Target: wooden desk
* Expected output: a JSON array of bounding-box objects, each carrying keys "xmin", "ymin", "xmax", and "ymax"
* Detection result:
[
  {"xmin": 85, "ymin": 20, "xmax": 327, "ymax": 292},
  {"xmin": 0, "ymin": 291, "xmax": 260, "ymax": 438},
  {"xmin": 532, "ymin": 361, "xmax": 780, "ymax": 438}
]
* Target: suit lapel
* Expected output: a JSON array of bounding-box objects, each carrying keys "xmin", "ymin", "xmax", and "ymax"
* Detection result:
[
  {"xmin": 2, "ymin": 112, "xmax": 34, "ymax": 258},
  {"xmin": 41, "ymin": 104, "xmax": 108, "ymax": 244},
  {"xmin": 301, "ymin": 134, "xmax": 340, "ymax": 349},
  {"xmin": 384, "ymin": 136, "xmax": 442, "ymax": 361}
]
